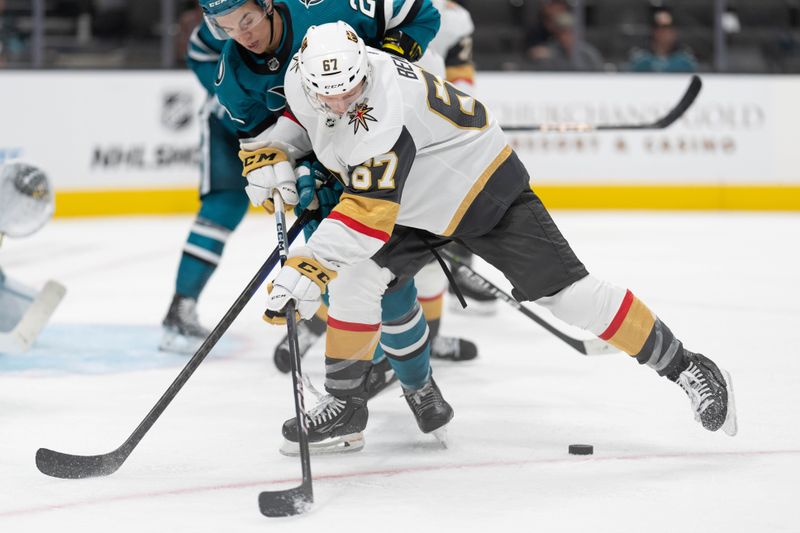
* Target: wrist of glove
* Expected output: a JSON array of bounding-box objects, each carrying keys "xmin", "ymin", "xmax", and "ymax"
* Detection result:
[
  {"xmin": 380, "ymin": 30, "xmax": 423, "ymax": 62},
  {"xmin": 294, "ymin": 161, "xmax": 325, "ymax": 212},
  {"xmin": 263, "ymin": 247, "xmax": 337, "ymax": 325},
  {"xmin": 239, "ymin": 147, "xmax": 299, "ymax": 214},
  {"xmin": 294, "ymin": 160, "xmax": 344, "ymax": 240}
]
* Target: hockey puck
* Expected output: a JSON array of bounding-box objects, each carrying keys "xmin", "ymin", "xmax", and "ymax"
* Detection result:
[{"xmin": 568, "ymin": 444, "xmax": 593, "ymax": 455}]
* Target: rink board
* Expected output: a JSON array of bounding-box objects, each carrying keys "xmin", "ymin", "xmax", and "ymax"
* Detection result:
[{"xmin": 1, "ymin": 71, "xmax": 799, "ymax": 213}]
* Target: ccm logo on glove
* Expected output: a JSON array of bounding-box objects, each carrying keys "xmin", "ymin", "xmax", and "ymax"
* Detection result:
[
  {"xmin": 239, "ymin": 147, "xmax": 288, "ymax": 175},
  {"xmin": 297, "ymin": 260, "xmax": 332, "ymax": 286}
]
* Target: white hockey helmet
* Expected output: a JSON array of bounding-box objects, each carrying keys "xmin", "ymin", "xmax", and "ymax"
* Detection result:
[
  {"xmin": 0, "ymin": 161, "xmax": 54, "ymax": 239},
  {"xmin": 298, "ymin": 22, "xmax": 371, "ymax": 111}
]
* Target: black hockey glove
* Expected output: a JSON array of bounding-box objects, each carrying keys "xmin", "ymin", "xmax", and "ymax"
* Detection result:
[{"xmin": 380, "ymin": 30, "xmax": 423, "ymax": 62}]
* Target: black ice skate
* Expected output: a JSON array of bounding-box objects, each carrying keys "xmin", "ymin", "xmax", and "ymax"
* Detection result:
[
  {"xmin": 273, "ymin": 314, "xmax": 327, "ymax": 373},
  {"xmin": 448, "ymin": 266, "xmax": 498, "ymax": 316},
  {"xmin": 403, "ymin": 377, "xmax": 454, "ymax": 446},
  {"xmin": 159, "ymin": 295, "xmax": 210, "ymax": 355},
  {"xmin": 431, "ymin": 335, "xmax": 478, "ymax": 361},
  {"xmin": 280, "ymin": 394, "xmax": 368, "ymax": 456},
  {"xmin": 676, "ymin": 351, "xmax": 737, "ymax": 436},
  {"xmin": 365, "ymin": 357, "xmax": 398, "ymax": 399}
]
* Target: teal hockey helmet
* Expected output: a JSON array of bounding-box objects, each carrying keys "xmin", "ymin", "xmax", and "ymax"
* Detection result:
[{"xmin": 200, "ymin": 0, "xmax": 273, "ymax": 40}]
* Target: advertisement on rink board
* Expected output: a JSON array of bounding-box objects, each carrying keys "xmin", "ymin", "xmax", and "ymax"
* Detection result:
[
  {"xmin": 0, "ymin": 71, "xmax": 205, "ymax": 190},
  {"xmin": 0, "ymin": 71, "xmax": 798, "ymax": 212},
  {"xmin": 479, "ymin": 73, "xmax": 791, "ymax": 184}
]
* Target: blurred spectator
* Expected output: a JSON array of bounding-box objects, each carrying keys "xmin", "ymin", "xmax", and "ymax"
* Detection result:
[
  {"xmin": 175, "ymin": 2, "xmax": 203, "ymax": 65},
  {"xmin": 529, "ymin": 11, "xmax": 604, "ymax": 71},
  {"xmin": 0, "ymin": 0, "xmax": 26, "ymax": 67},
  {"xmin": 526, "ymin": 0, "xmax": 570, "ymax": 56},
  {"xmin": 627, "ymin": 7, "xmax": 697, "ymax": 73},
  {"xmin": 92, "ymin": 0, "xmax": 128, "ymax": 38}
]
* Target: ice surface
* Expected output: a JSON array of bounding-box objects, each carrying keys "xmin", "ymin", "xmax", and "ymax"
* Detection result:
[{"xmin": 1, "ymin": 211, "xmax": 798, "ymax": 532}]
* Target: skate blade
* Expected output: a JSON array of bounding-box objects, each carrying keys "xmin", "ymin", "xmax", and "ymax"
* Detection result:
[
  {"xmin": 720, "ymin": 369, "xmax": 738, "ymax": 437},
  {"xmin": 431, "ymin": 427, "xmax": 449, "ymax": 449},
  {"xmin": 279, "ymin": 433, "xmax": 365, "ymax": 456}
]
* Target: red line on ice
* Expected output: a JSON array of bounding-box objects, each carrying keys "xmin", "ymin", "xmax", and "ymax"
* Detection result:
[{"xmin": 2, "ymin": 449, "xmax": 799, "ymax": 519}]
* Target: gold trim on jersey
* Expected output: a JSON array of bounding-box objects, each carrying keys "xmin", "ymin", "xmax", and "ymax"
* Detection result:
[
  {"xmin": 442, "ymin": 145, "xmax": 513, "ymax": 237},
  {"xmin": 334, "ymin": 193, "xmax": 401, "ymax": 237}
]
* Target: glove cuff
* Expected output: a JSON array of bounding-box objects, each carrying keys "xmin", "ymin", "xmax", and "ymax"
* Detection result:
[{"xmin": 239, "ymin": 147, "xmax": 289, "ymax": 176}]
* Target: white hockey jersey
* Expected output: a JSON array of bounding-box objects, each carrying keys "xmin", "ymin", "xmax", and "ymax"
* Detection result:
[{"xmin": 282, "ymin": 48, "xmax": 525, "ymax": 271}]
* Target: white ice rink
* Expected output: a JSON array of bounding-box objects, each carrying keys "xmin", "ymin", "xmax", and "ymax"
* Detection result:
[{"xmin": 1, "ymin": 210, "xmax": 798, "ymax": 532}]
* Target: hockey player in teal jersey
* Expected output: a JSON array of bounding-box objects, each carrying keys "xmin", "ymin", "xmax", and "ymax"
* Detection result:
[
  {"xmin": 160, "ymin": 21, "xmax": 247, "ymax": 355},
  {"xmin": 162, "ymin": 0, "xmax": 441, "ymax": 356}
]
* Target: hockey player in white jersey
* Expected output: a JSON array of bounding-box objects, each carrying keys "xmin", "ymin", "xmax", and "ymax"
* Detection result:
[
  {"xmin": 263, "ymin": 22, "xmax": 738, "ymax": 439},
  {"xmin": 0, "ymin": 161, "xmax": 66, "ymax": 353}
]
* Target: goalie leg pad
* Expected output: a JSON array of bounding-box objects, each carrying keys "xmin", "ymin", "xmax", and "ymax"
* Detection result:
[{"xmin": 0, "ymin": 278, "xmax": 66, "ymax": 353}]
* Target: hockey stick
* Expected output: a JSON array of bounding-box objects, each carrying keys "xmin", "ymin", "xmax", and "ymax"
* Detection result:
[
  {"xmin": 440, "ymin": 251, "xmax": 615, "ymax": 356},
  {"xmin": 501, "ymin": 75, "xmax": 702, "ymax": 132},
  {"xmin": 35, "ymin": 211, "xmax": 313, "ymax": 480},
  {"xmin": 258, "ymin": 195, "xmax": 313, "ymax": 517}
]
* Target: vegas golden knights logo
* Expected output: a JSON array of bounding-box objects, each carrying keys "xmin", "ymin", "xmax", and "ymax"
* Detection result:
[
  {"xmin": 346, "ymin": 30, "xmax": 358, "ymax": 43},
  {"xmin": 348, "ymin": 102, "xmax": 377, "ymax": 134}
]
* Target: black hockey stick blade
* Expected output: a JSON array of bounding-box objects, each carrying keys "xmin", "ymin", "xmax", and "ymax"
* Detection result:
[
  {"xmin": 502, "ymin": 75, "xmax": 702, "ymax": 132},
  {"xmin": 440, "ymin": 250, "xmax": 616, "ymax": 356},
  {"xmin": 35, "ymin": 448, "xmax": 127, "ymax": 479},
  {"xmin": 35, "ymin": 212, "xmax": 313, "ymax": 480},
  {"xmin": 259, "ymin": 482, "xmax": 313, "ymax": 517}
]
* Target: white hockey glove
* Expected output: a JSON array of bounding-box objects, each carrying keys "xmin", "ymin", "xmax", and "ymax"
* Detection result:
[
  {"xmin": 263, "ymin": 246, "xmax": 336, "ymax": 325},
  {"xmin": 239, "ymin": 147, "xmax": 299, "ymax": 214}
]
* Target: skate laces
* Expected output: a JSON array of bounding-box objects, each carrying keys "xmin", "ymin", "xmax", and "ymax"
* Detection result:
[
  {"xmin": 173, "ymin": 297, "xmax": 208, "ymax": 336},
  {"xmin": 176, "ymin": 298, "xmax": 198, "ymax": 321},
  {"xmin": 306, "ymin": 394, "xmax": 346, "ymax": 426},
  {"xmin": 677, "ymin": 362, "xmax": 714, "ymax": 417},
  {"xmin": 404, "ymin": 380, "xmax": 441, "ymax": 411}
]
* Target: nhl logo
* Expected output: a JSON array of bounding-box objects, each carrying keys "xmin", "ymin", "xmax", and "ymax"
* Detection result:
[
  {"xmin": 161, "ymin": 92, "xmax": 193, "ymax": 131},
  {"xmin": 325, "ymin": 117, "xmax": 336, "ymax": 128},
  {"xmin": 298, "ymin": 0, "xmax": 325, "ymax": 7},
  {"xmin": 267, "ymin": 57, "xmax": 280, "ymax": 71}
]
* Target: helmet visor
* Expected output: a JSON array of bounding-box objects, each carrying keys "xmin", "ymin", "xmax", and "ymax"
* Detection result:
[{"xmin": 203, "ymin": 6, "xmax": 267, "ymax": 41}]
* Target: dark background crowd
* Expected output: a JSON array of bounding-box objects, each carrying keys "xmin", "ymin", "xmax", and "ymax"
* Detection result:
[{"xmin": 2, "ymin": 0, "xmax": 800, "ymax": 73}]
